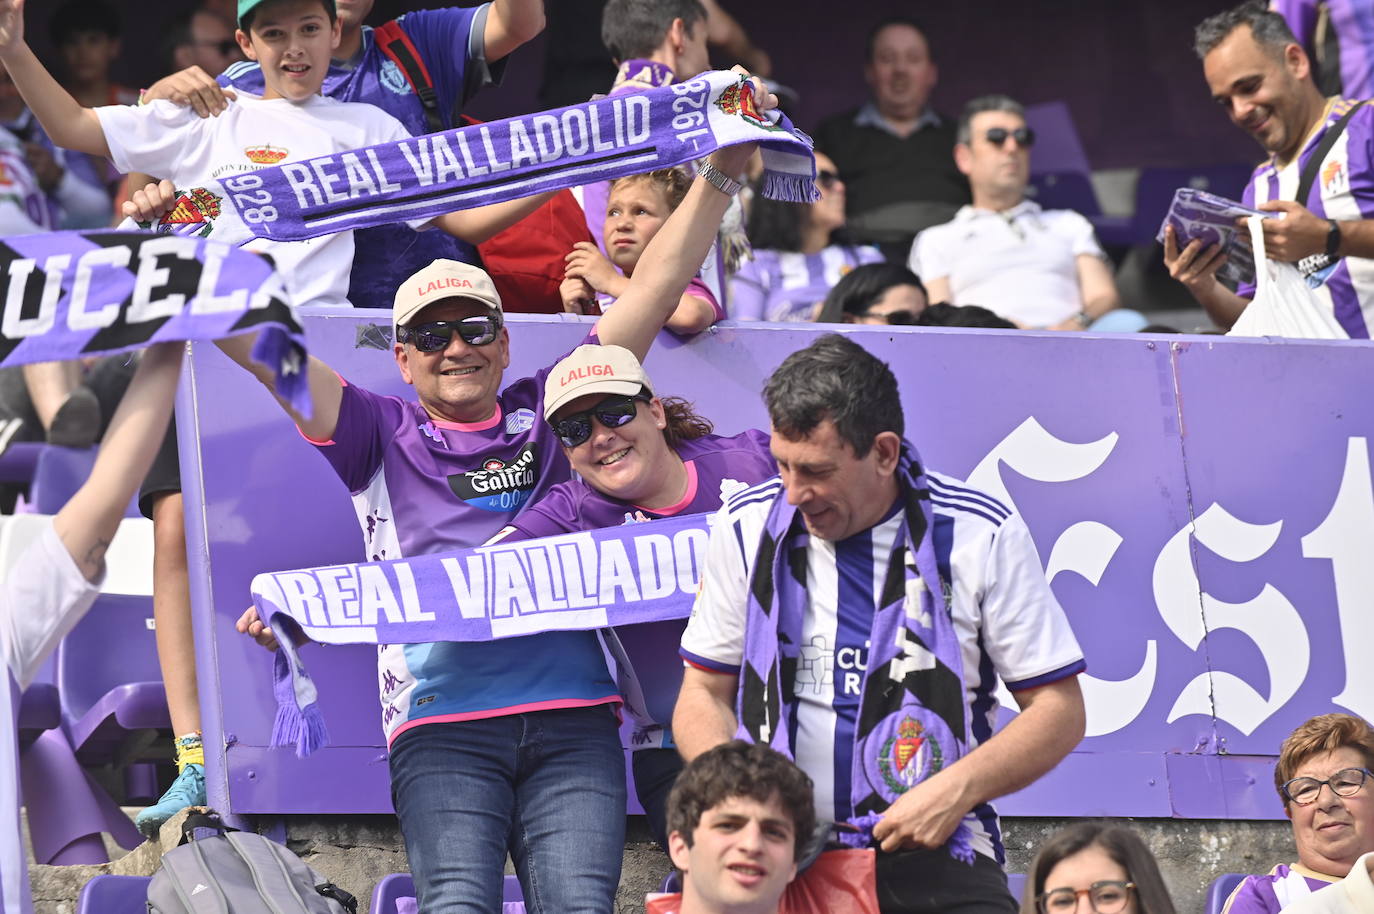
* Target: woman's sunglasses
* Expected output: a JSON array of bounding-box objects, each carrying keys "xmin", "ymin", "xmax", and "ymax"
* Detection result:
[
  {"xmin": 817, "ymin": 169, "xmax": 841, "ymax": 190},
  {"xmin": 984, "ymin": 126, "xmax": 1036, "ymax": 149},
  {"xmin": 396, "ymin": 316, "xmax": 502, "ymax": 352},
  {"xmin": 552, "ymin": 393, "xmax": 651, "ymax": 448}
]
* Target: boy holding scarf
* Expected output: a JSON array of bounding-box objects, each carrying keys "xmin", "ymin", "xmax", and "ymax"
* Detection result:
[{"xmin": 675, "ymin": 335, "xmax": 1087, "ymax": 914}]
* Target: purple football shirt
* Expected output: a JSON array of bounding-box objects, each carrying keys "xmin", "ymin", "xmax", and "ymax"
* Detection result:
[
  {"xmin": 1222, "ymin": 864, "xmax": 1339, "ymax": 914},
  {"xmin": 308, "ymin": 341, "xmax": 623, "ymax": 744}
]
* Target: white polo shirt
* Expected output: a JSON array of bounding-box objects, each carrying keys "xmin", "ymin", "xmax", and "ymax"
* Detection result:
[{"xmin": 908, "ymin": 200, "xmax": 1104, "ymax": 328}]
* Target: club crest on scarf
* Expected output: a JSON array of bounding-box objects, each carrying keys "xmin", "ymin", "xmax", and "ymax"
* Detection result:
[
  {"xmin": 862, "ymin": 710, "xmax": 951, "ymax": 798},
  {"xmin": 137, "ymin": 187, "xmax": 223, "ymax": 238},
  {"xmin": 715, "ymin": 78, "xmax": 781, "ymax": 132}
]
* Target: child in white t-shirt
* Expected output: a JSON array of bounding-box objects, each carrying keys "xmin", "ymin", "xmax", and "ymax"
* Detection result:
[
  {"xmin": 0, "ymin": 0, "xmax": 546, "ymax": 310},
  {"xmin": 1, "ymin": 343, "xmax": 183, "ymax": 914}
]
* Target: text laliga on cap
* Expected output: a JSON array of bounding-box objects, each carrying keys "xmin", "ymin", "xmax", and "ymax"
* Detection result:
[
  {"xmin": 543, "ymin": 344, "xmax": 654, "ymax": 420},
  {"xmin": 393, "ymin": 259, "xmax": 504, "ymax": 331}
]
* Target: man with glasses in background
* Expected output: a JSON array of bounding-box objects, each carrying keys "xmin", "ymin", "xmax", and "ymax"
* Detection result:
[
  {"xmin": 1222, "ymin": 713, "xmax": 1374, "ymax": 914},
  {"xmin": 907, "ymin": 95, "xmax": 1142, "ymax": 332}
]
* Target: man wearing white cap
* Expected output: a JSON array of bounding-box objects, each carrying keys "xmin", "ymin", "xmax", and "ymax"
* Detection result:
[{"xmin": 229, "ymin": 88, "xmax": 774, "ymax": 914}]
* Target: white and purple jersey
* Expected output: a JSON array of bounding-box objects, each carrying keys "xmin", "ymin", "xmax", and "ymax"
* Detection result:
[
  {"xmin": 506, "ymin": 429, "xmax": 776, "ymax": 745},
  {"xmin": 728, "ymin": 245, "xmax": 885, "ymax": 322},
  {"xmin": 220, "ymin": 7, "xmax": 495, "ymax": 309},
  {"xmin": 1241, "ymin": 98, "xmax": 1374, "ymax": 338},
  {"xmin": 1221, "ymin": 864, "xmax": 1338, "ymax": 914},
  {"xmin": 681, "ymin": 472, "xmax": 1085, "ymax": 862},
  {"xmin": 309, "ymin": 355, "xmax": 619, "ymax": 746}
]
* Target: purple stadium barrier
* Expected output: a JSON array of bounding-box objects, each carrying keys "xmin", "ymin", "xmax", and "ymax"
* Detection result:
[
  {"xmin": 74, "ymin": 874, "xmax": 151, "ymax": 914},
  {"xmin": 373, "ymin": 873, "xmax": 525, "ymax": 914},
  {"xmin": 180, "ymin": 313, "xmax": 1374, "ymax": 820}
]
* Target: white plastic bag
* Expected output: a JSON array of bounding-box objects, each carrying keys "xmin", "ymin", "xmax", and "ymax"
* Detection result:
[{"xmin": 1227, "ymin": 215, "xmax": 1349, "ymax": 339}]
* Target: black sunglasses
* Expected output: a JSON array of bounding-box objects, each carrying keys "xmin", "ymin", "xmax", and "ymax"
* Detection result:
[
  {"xmin": 396, "ymin": 316, "xmax": 502, "ymax": 352},
  {"xmin": 552, "ymin": 392, "xmax": 651, "ymax": 448},
  {"xmin": 197, "ymin": 38, "xmax": 240, "ymax": 57},
  {"xmin": 817, "ymin": 169, "xmax": 840, "ymax": 190},
  {"xmin": 985, "ymin": 126, "xmax": 1036, "ymax": 148}
]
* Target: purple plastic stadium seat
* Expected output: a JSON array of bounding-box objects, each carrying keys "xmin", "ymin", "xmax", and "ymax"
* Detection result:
[
  {"xmin": 27, "ymin": 443, "xmax": 141, "ymax": 517},
  {"xmin": 57, "ymin": 592, "xmax": 168, "ymax": 763},
  {"xmin": 1006, "ymin": 873, "xmax": 1027, "ymax": 904},
  {"xmin": 372, "ymin": 873, "xmax": 526, "ymax": 914},
  {"xmin": 75, "ymin": 874, "xmax": 151, "ymax": 914},
  {"xmin": 1027, "ymin": 172, "xmax": 1102, "ymax": 218},
  {"xmin": 1023, "ymin": 101, "xmax": 1092, "ymax": 178},
  {"xmin": 0, "ymin": 441, "xmax": 44, "ymax": 484},
  {"xmin": 1206, "ymin": 873, "xmax": 1248, "ymax": 914}
]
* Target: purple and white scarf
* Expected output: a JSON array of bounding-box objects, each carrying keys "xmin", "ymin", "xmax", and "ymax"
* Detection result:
[
  {"xmin": 0, "ymin": 230, "xmax": 308, "ymax": 411},
  {"xmin": 738, "ymin": 443, "xmax": 975, "ymax": 862},
  {"xmin": 136, "ymin": 71, "xmax": 817, "ymax": 249}
]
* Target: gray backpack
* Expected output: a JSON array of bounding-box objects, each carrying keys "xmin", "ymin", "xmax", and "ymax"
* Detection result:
[{"xmin": 146, "ymin": 813, "xmax": 357, "ymax": 914}]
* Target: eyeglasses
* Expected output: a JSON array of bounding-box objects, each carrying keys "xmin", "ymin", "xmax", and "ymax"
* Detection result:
[
  {"xmin": 854, "ymin": 309, "xmax": 915, "ymax": 325},
  {"xmin": 1037, "ymin": 881, "xmax": 1135, "ymax": 914},
  {"xmin": 551, "ymin": 392, "xmax": 650, "ymax": 448},
  {"xmin": 985, "ymin": 126, "xmax": 1036, "ymax": 148},
  {"xmin": 1282, "ymin": 767, "xmax": 1372, "ymax": 806},
  {"xmin": 817, "ymin": 169, "xmax": 841, "ymax": 190},
  {"xmin": 396, "ymin": 316, "xmax": 502, "ymax": 352}
]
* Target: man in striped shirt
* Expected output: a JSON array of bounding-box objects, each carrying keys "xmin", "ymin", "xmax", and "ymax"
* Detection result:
[
  {"xmin": 1166, "ymin": 1, "xmax": 1374, "ymax": 336},
  {"xmin": 674, "ymin": 335, "xmax": 1086, "ymax": 914}
]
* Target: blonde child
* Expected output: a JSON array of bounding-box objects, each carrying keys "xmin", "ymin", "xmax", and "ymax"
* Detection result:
[{"xmin": 561, "ymin": 167, "xmax": 723, "ymax": 334}]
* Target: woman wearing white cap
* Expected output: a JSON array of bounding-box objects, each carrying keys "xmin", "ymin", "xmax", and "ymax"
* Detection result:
[{"xmin": 489, "ymin": 342, "xmax": 777, "ymax": 852}]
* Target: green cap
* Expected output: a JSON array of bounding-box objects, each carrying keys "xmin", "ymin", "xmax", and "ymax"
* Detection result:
[{"xmin": 237, "ymin": 0, "xmax": 335, "ymax": 28}]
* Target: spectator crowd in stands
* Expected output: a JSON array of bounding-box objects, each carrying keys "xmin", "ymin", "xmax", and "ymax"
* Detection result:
[{"xmin": 0, "ymin": 0, "xmax": 1373, "ymax": 913}]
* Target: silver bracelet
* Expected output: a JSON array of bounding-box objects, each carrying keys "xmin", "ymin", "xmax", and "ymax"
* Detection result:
[{"xmin": 697, "ymin": 160, "xmax": 744, "ymax": 197}]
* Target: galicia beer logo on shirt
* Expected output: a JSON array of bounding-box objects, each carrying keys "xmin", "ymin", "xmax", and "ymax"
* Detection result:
[{"xmin": 448, "ymin": 443, "xmax": 538, "ymax": 512}]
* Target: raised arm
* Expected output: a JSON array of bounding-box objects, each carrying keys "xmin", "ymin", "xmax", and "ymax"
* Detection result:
[
  {"xmin": 215, "ymin": 333, "xmax": 344, "ymax": 444},
  {"xmin": 430, "ymin": 190, "xmax": 556, "ymax": 244},
  {"xmin": 0, "ymin": 0, "xmax": 109, "ymax": 157},
  {"xmin": 483, "ymin": 0, "xmax": 546, "ymax": 63},
  {"xmin": 597, "ymin": 78, "xmax": 776, "ymax": 360},
  {"xmin": 53, "ymin": 343, "xmax": 183, "ymax": 582}
]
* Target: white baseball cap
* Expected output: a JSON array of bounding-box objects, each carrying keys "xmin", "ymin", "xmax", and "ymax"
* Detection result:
[
  {"xmin": 543, "ymin": 344, "xmax": 654, "ymax": 420},
  {"xmin": 393, "ymin": 260, "xmax": 503, "ymax": 332}
]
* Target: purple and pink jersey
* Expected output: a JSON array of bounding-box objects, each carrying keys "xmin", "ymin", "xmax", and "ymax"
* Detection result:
[
  {"xmin": 506, "ymin": 429, "xmax": 776, "ymax": 746},
  {"xmin": 728, "ymin": 245, "xmax": 885, "ymax": 322},
  {"xmin": 309, "ymin": 356, "xmax": 619, "ymax": 746},
  {"xmin": 1240, "ymin": 98, "xmax": 1374, "ymax": 338},
  {"xmin": 220, "ymin": 7, "xmax": 494, "ymax": 308},
  {"xmin": 1221, "ymin": 863, "xmax": 1339, "ymax": 913}
]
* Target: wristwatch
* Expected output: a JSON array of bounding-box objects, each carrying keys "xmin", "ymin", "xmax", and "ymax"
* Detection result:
[
  {"xmin": 1326, "ymin": 219, "xmax": 1343, "ymax": 258},
  {"xmin": 697, "ymin": 161, "xmax": 744, "ymax": 197}
]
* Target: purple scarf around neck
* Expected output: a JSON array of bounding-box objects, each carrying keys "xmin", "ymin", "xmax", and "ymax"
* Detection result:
[
  {"xmin": 131, "ymin": 71, "xmax": 817, "ymax": 252},
  {"xmin": 0, "ymin": 230, "xmax": 308, "ymax": 411},
  {"xmin": 737, "ymin": 443, "xmax": 976, "ymax": 863}
]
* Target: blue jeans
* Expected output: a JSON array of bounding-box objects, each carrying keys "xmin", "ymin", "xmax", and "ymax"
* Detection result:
[{"xmin": 389, "ymin": 706, "xmax": 627, "ymax": 914}]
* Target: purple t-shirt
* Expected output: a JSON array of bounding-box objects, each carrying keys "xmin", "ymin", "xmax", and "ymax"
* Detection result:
[
  {"xmin": 507, "ymin": 429, "xmax": 776, "ymax": 740},
  {"xmin": 729, "ymin": 245, "xmax": 885, "ymax": 322},
  {"xmin": 310, "ymin": 351, "xmax": 620, "ymax": 744},
  {"xmin": 1222, "ymin": 864, "xmax": 1340, "ymax": 913},
  {"xmin": 220, "ymin": 7, "xmax": 496, "ymax": 308}
]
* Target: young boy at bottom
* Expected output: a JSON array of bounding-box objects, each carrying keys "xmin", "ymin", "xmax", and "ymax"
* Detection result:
[
  {"xmin": 1, "ymin": 343, "xmax": 183, "ymax": 912},
  {"xmin": 561, "ymin": 167, "xmax": 723, "ymax": 334},
  {"xmin": 664, "ymin": 740, "xmax": 817, "ymax": 914},
  {"xmin": 0, "ymin": 0, "xmax": 552, "ymax": 837}
]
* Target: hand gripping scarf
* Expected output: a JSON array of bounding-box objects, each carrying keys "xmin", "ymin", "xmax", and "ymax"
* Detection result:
[
  {"xmin": 0, "ymin": 230, "xmax": 309, "ymax": 411},
  {"xmin": 737, "ymin": 443, "xmax": 976, "ymax": 863},
  {"xmin": 133, "ymin": 71, "xmax": 818, "ymax": 247}
]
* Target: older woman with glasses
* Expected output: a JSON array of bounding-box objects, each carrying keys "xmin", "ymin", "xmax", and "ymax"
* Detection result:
[
  {"xmin": 728, "ymin": 150, "xmax": 885, "ymax": 322},
  {"xmin": 1222, "ymin": 713, "xmax": 1374, "ymax": 914},
  {"xmin": 1023, "ymin": 823, "xmax": 1177, "ymax": 914},
  {"xmin": 488, "ymin": 343, "xmax": 777, "ymax": 853}
]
